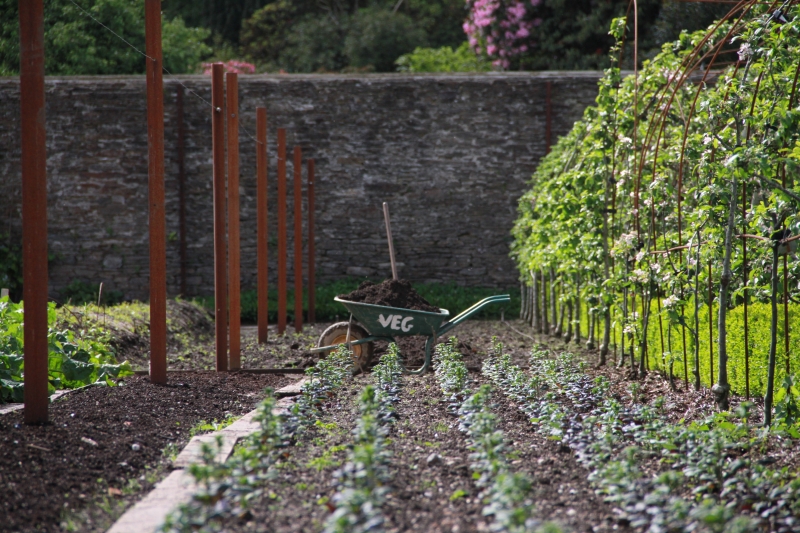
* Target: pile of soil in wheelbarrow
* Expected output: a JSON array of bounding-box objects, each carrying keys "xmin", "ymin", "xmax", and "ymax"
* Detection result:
[{"xmin": 338, "ymin": 279, "xmax": 439, "ymax": 312}]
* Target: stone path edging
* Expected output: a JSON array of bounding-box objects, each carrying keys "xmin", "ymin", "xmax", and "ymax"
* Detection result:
[{"xmin": 106, "ymin": 379, "xmax": 305, "ymax": 533}]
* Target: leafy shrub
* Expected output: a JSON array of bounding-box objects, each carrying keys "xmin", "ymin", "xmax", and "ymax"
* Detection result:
[
  {"xmin": 396, "ymin": 42, "xmax": 491, "ymax": 72},
  {"xmin": 0, "ymin": 233, "xmax": 21, "ymax": 301},
  {"xmin": 0, "ymin": 297, "xmax": 131, "ymax": 403},
  {"xmin": 239, "ymin": 0, "xmax": 296, "ymax": 68},
  {"xmin": 279, "ymin": 13, "xmax": 351, "ymax": 73},
  {"xmin": 343, "ymin": 7, "xmax": 427, "ymax": 72},
  {"xmin": 0, "ymin": 0, "xmax": 211, "ymax": 75}
]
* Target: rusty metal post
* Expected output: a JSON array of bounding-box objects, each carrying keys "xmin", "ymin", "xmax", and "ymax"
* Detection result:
[
  {"xmin": 307, "ymin": 159, "xmax": 316, "ymax": 324},
  {"xmin": 256, "ymin": 108, "xmax": 268, "ymax": 343},
  {"xmin": 293, "ymin": 146, "xmax": 303, "ymax": 332},
  {"xmin": 19, "ymin": 0, "xmax": 49, "ymax": 424},
  {"xmin": 226, "ymin": 73, "xmax": 241, "ymax": 369},
  {"xmin": 277, "ymin": 129, "xmax": 287, "ymax": 334},
  {"xmin": 145, "ymin": 0, "xmax": 167, "ymax": 385},
  {"xmin": 177, "ymin": 85, "xmax": 187, "ymax": 297},
  {"xmin": 212, "ymin": 64, "xmax": 228, "ymax": 371}
]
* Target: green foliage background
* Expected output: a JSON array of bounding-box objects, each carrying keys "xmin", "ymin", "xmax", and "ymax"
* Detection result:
[
  {"xmin": 0, "ymin": 296, "xmax": 132, "ymax": 403},
  {"xmin": 513, "ymin": 6, "xmax": 800, "ymax": 401},
  {"xmin": 0, "ymin": 0, "xmax": 211, "ymax": 76},
  {"xmin": 396, "ymin": 42, "xmax": 491, "ymax": 72},
  {"xmin": 196, "ymin": 279, "xmax": 519, "ymax": 323}
]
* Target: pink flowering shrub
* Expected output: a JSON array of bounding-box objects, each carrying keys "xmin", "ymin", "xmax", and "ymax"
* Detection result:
[
  {"xmin": 463, "ymin": 0, "xmax": 542, "ymax": 69},
  {"xmin": 202, "ymin": 60, "xmax": 257, "ymax": 75}
]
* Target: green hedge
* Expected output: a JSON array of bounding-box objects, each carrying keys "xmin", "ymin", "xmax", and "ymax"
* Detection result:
[
  {"xmin": 574, "ymin": 299, "xmax": 800, "ymax": 398},
  {"xmin": 196, "ymin": 279, "xmax": 520, "ymax": 324}
]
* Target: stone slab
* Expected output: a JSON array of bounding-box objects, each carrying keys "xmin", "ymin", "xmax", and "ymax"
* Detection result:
[
  {"xmin": 172, "ymin": 432, "xmax": 241, "ymax": 469},
  {"xmin": 275, "ymin": 378, "xmax": 307, "ymax": 397},
  {"xmin": 105, "ymin": 469, "xmax": 197, "ymax": 533}
]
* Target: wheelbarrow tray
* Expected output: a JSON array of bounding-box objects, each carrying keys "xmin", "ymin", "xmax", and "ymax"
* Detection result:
[{"xmin": 334, "ymin": 296, "xmax": 450, "ymax": 337}]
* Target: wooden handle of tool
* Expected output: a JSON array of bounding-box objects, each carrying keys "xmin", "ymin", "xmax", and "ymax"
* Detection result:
[{"xmin": 383, "ymin": 202, "xmax": 398, "ymax": 280}]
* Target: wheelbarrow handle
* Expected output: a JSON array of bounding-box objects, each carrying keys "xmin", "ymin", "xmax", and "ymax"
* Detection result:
[{"xmin": 437, "ymin": 294, "xmax": 511, "ymax": 337}]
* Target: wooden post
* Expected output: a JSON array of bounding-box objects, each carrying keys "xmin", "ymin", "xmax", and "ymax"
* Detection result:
[
  {"xmin": 19, "ymin": 0, "xmax": 49, "ymax": 424},
  {"xmin": 293, "ymin": 146, "xmax": 303, "ymax": 332},
  {"xmin": 256, "ymin": 107, "xmax": 268, "ymax": 343},
  {"xmin": 177, "ymin": 85, "xmax": 187, "ymax": 297},
  {"xmin": 145, "ymin": 0, "xmax": 167, "ymax": 385},
  {"xmin": 277, "ymin": 129, "xmax": 287, "ymax": 334},
  {"xmin": 383, "ymin": 202, "xmax": 398, "ymax": 280},
  {"xmin": 308, "ymin": 159, "xmax": 316, "ymax": 323},
  {"xmin": 226, "ymin": 72, "xmax": 241, "ymax": 369},
  {"xmin": 212, "ymin": 64, "xmax": 228, "ymax": 371}
]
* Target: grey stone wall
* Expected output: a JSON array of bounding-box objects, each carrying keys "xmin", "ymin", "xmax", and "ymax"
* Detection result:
[{"xmin": 0, "ymin": 72, "xmax": 601, "ymax": 300}]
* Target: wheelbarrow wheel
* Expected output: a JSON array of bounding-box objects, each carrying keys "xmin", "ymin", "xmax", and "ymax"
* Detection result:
[{"xmin": 317, "ymin": 322, "xmax": 374, "ymax": 370}]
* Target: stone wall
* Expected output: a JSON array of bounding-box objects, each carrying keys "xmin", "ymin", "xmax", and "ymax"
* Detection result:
[{"xmin": 0, "ymin": 72, "xmax": 601, "ymax": 300}]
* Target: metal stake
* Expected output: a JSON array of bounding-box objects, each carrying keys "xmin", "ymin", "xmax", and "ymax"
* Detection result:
[
  {"xmin": 145, "ymin": 0, "xmax": 167, "ymax": 384},
  {"xmin": 19, "ymin": 0, "xmax": 49, "ymax": 423},
  {"xmin": 226, "ymin": 72, "xmax": 241, "ymax": 369},
  {"xmin": 308, "ymin": 159, "xmax": 316, "ymax": 323},
  {"xmin": 293, "ymin": 146, "xmax": 303, "ymax": 332},
  {"xmin": 277, "ymin": 129, "xmax": 287, "ymax": 334},
  {"xmin": 212, "ymin": 64, "xmax": 228, "ymax": 371},
  {"xmin": 256, "ymin": 107, "xmax": 268, "ymax": 343}
]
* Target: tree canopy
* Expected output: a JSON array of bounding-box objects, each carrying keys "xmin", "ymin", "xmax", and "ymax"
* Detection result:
[{"xmin": 0, "ymin": 0, "xmax": 211, "ymax": 76}]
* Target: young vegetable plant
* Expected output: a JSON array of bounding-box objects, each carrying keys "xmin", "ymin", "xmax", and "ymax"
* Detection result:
[
  {"xmin": 434, "ymin": 339, "xmax": 555, "ymax": 533},
  {"xmin": 485, "ymin": 342, "xmax": 800, "ymax": 532},
  {"xmin": 325, "ymin": 345, "xmax": 403, "ymax": 533},
  {"xmin": 163, "ymin": 346, "xmax": 356, "ymax": 532}
]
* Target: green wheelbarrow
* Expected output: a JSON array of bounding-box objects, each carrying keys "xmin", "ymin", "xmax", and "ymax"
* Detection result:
[{"xmin": 312, "ymin": 294, "xmax": 510, "ymax": 374}]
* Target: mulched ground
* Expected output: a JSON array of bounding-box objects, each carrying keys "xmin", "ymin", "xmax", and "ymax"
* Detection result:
[
  {"xmin": 481, "ymin": 374, "xmax": 629, "ymax": 533},
  {"xmin": 219, "ymin": 375, "xmax": 366, "ymax": 532},
  {"xmin": 6, "ymin": 316, "xmax": 793, "ymax": 533},
  {"xmin": 0, "ymin": 372, "xmax": 296, "ymax": 533},
  {"xmin": 382, "ymin": 374, "xmax": 488, "ymax": 532}
]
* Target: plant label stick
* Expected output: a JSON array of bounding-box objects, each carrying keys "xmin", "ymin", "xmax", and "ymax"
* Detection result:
[{"xmin": 383, "ymin": 202, "xmax": 398, "ymax": 280}]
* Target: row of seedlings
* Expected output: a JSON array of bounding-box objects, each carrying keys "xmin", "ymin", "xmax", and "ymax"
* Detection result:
[
  {"xmin": 162, "ymin": 346, "xmax": 354, "ymax": 532},
  {"xmin": 482, "ymin": 344, "xmax": 800, "ymax": 532},
  {"xmin": 324, "ymin": 344, "xmax": 403, "ymax": 533},
  {"xmin": 433, "ymin": 339, "xmax": 556, "ymax": 533}
]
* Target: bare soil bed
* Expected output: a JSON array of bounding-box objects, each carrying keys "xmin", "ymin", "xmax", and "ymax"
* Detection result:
[
  {"xmin": 6, "ymin": 316, "xmax": 792, "ymax": 533},
  {"xmin": 0, "ymin": 372, "xmax": 296, "ymax": 533}
]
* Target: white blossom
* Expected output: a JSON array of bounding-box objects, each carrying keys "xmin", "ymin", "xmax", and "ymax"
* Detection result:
[{"xmin": 737, "ymin": 42, "xmax": 753, "ymax": 62}]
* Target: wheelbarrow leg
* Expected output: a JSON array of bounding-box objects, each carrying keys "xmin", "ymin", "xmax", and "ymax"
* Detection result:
[{"xmin": 400, "ymin": 335, "xmax": 435, "ymax": 375}]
